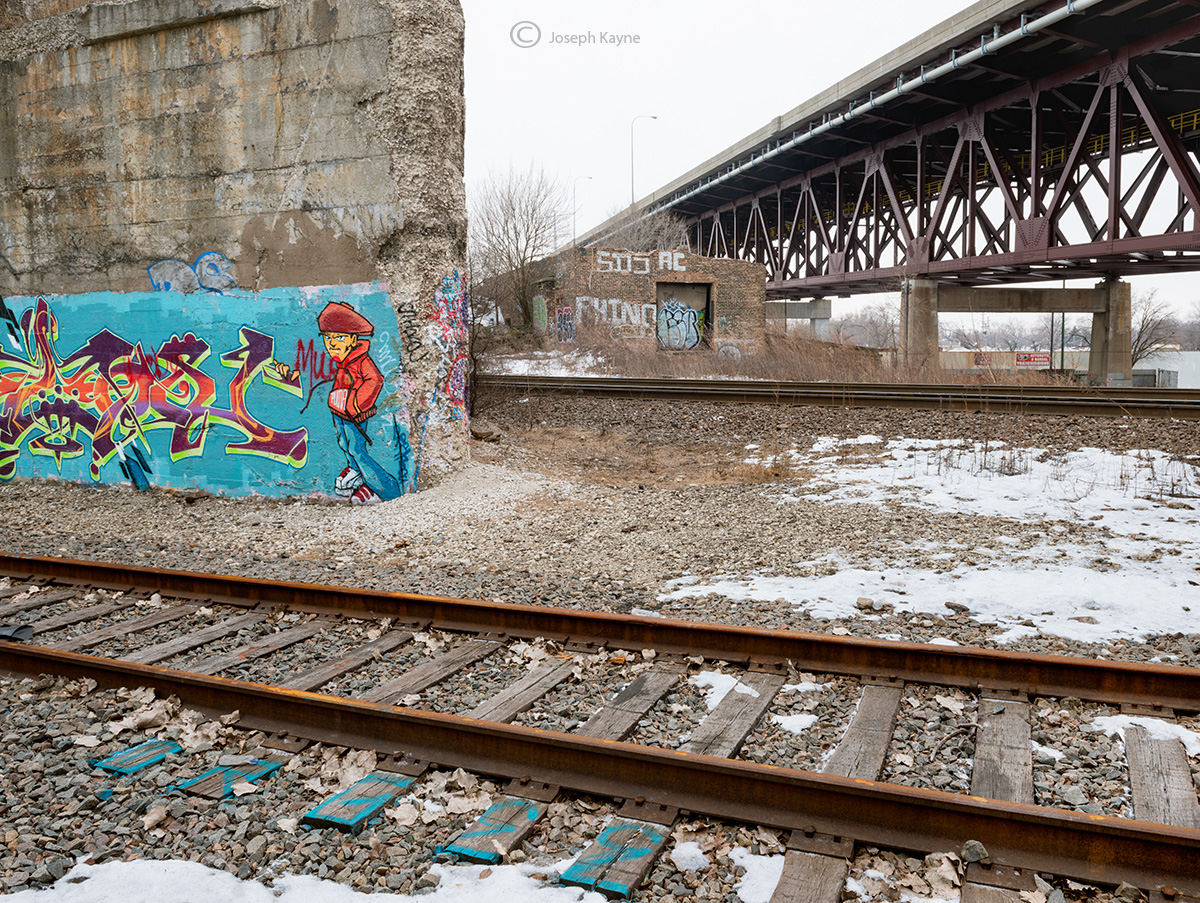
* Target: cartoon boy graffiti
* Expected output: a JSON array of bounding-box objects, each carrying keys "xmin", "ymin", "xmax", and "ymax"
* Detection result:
[{"xmin": 275, "ymin": 302, "xmax": 401, "ymax": 505}]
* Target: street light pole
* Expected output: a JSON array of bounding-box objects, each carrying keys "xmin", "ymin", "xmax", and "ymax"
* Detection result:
[
  {"xmin": 630, "ymin": 114, "xmax": 657, "ymax": 205},
  {"xmin": 573, "ymin": 175, "xmax": 592, "ymax": 247}
]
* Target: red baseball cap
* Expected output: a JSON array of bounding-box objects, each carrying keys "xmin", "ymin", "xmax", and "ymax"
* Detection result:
[{"xmin": 317, "ymin": 302, "xmax": 375, "ymax": 336}]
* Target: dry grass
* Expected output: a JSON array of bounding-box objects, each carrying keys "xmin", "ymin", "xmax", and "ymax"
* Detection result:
[
  {"xmin": 477, "ymin": 423, "xmax": 800, "ymax": 487},
  {"xmin": 482, "ymin": 324, "xmax": 1080, "ymax": 387}
]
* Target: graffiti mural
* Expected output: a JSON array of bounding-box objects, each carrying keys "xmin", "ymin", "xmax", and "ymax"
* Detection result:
[
  {"xmin": 148, "ymin": 252, "xmax": 238, "ymax": 294},
  {"xmin": 273, "ymin": 303, "xmax": 414, "ymax": 504},
  {"xmin": 656, "ymin": 298, "xmax": 703, "ymax": 350},
  {"xmin": 0, "ymin": 295, "xmax": 306, "ymax": 489},
  {"xmin": 0, "ymin": 283, "xmax": 426, "ymax": 498},
  {"xmin": 556, "ymin": 307, "xmax": 576, "ymax": 344},
  {"xmin": 574, "ymin": 296, "xmax": 656, "ymax": 332},
  {"xmin": 531, "ymin": 295, "xmax": 548, "ymax": 333}
]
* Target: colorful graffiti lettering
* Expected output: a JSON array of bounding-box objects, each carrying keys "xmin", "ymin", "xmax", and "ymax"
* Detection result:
[
  {"xmin": 148, "ymin": 252, "xmax": 238, "ymax": 294},
  {"xmin": 430, "ymin": 272, "xmax": 469, "ymax": 411},
  {"xmin": 656, "ymin": 298, "xmax": 703, "ymax": 350},
  {"xmin": 556, "ymin": 307, "xmax": 576, "ymax": 344},
  {"xmin": 292, "ymin": 338, "xmax": 340, "ymax": 387},
  {"xmin": 0, "ymin": 296, "xmax": 307, "ymax": 485}
]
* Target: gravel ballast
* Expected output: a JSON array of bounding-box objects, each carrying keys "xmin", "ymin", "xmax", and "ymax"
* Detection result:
[{"xmin": 2, "ymin": 394, "xmax": 1198, "ymax": 899}]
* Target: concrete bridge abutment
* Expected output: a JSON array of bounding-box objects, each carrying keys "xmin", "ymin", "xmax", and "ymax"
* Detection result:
[
  {"xmin": 898, "ymin": 278, "xmax": 1133, "ymax": 385},
  {"xmin": 765, "ymin": 298, "xmax": 833, "ymax": 340}
]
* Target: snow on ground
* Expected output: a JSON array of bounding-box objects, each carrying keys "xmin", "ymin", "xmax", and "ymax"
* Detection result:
[
  {"xmin": 770, "ymin": 713, "xmax": 819, "ymax": 734},
  {"xmin": 691, "ymin": 671, "xmax": 762, "ymax": 710},
  {"xmin": 669, "ymin": 841, "xmax": 710, "ymax": 872},
  {"xmin": 483, "ymin": 351, "xmax": 605, "ymax": 377},
  {"xmin": 727, "ymin": 849, "xmax": 785, "ymax": 903},
  {"xmin": 1089, "ymin": 714, "xmax": 1200, "ymax": 756},
  {"xmin": 667, "ymin": 436, "xmax": 1200, "ymax": 644},
  {"xmin": 12, "ymin": 858, "xmax": 607, "ymax": 903}
]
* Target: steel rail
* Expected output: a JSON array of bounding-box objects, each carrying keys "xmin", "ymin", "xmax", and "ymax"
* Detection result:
[
  {"xmin": 3, "ymin": 556, "xmax": 1200, "ymax": 713},
  {"xmin": 476, "ymin": 375, "xmax": 1200, "ymax": 418},
  {"xmin": 1, "ymin": 641, "xmax": 1197, "ymax": 894}
]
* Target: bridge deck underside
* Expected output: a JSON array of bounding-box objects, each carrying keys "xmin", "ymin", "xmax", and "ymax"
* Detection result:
[{"xmin": 675, "ymin": 1, "xmax": 1200, "ymax": 298}]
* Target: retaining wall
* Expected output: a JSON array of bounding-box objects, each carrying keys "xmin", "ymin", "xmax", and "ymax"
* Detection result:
[{"xmin": 0, "ymin": 0, "xmax": 468, "ymax": 499}]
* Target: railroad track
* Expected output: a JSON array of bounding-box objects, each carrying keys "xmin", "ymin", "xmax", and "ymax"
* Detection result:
[
  {"xmin": 1, "ymin": 555, "xmax": 1199, "ymax": 900},
  {"xmin": 476, "ymin": 374, "xmax": 1200, "ymax": 419}
]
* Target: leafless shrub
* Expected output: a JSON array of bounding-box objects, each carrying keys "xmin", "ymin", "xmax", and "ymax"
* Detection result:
[
  {"xmin": 590, "ymin": 208, "xmax": 690, "ymax": 254},
  {"xmin": 469, "ymin": 164, "xmax": 568, "ymax": 330},
  {"xmin": 1130, "ymin": 288, "xmax": 1180, "ymax": 366}
]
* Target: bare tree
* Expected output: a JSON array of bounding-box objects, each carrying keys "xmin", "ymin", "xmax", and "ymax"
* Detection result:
[
  {"xmin": 1130, "ymin": 288, "xmax": 1180, "ymax": 365},
  {"xmin": 991, "ymin": 320, "xmax": 1029, "ymax": 352},
  {"xmin": 469, "ymin": 164, "xmax": 568, "ymax": 329},
  {"xmin": 834, "ymin": 300, "xmax": 900, "ymax": 348},
  {"xmin": 1176, "ymin": 299, "xmax": 1200, "ymax": 350},
  {"xmin": 593, "ymin": 207, "xmax": 690, "ymax": 253}
]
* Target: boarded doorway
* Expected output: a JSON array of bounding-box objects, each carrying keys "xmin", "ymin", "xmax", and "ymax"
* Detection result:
[{"xmin": 656, "ymin": 283, "xmax": 711, "ymax": 350}]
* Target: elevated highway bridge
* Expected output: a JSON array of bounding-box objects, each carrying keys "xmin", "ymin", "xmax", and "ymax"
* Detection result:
[{"xmin": 578, "ymin": 0, "xmax": 1200, "ymax": 382}]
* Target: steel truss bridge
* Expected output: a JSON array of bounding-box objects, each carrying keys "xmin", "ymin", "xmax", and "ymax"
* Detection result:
[{"xmin": 581, "ymin": 0, "xmax": 1200, "ymax": 299}]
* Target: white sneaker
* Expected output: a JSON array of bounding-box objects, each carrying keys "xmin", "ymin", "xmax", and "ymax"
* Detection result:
[
  {"xmin": 350, "ymin": 485, "xmax": 382, "ymax": 506},
  {"xmin": 335, "ymin": 467, "xmax": 364, "ymax": 498}
]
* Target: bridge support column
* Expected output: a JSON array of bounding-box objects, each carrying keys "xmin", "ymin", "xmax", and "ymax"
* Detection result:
[
  {"xmin": 900, "ymin": 278, "xmax": 939, "ymax": 370},
  {"xmin": 808, "ymin": 298, "xmax": 832, "ymax": 341},
  {"xmin": 1087, "ymin": 279, "xmax": 1132, "ymax": 386}
]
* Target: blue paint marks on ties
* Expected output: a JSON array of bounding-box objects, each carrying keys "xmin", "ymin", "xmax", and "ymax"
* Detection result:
[
  {"xmin": 178, "ymin": 759, "xmax": 283, "ymax": 799},
  {"xmin": 94, "ymin": 739, "xmax": 182, "ymax": 775},
  {"xmin": 561, "ymin": 822, "xmax": 669, "ymax": 899},
  {"xmin": 301, "ymin": 772, "xmax": 415, "ymax": 833},
  {"xmin": 443, "ymin": 797, "xmax": 543, "ymax": 863}
]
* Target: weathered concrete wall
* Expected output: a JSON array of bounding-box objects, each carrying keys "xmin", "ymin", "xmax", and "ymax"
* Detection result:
[{"xmin": 0, "ymin": 0, "xmax": 468, "ymax": 498}]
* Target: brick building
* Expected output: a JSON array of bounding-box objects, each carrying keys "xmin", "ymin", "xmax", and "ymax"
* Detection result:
[{"xmin": 523, "ymin": 248, "xmax": 767, "ymax": 350}]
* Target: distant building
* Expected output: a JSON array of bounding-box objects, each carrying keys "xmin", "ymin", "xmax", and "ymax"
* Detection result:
[{"xmin": 498, "ymin": 248, "xmax": 768, "ymax": 352}]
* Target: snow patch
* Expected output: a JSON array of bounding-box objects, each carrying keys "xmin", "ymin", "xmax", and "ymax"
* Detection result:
[
  {"xmin": 728, "ymin": 848, "xmax": 785, "ymax": 903},
  {"xmin": 11, "ymin": 858, "xmax": 608, "ymax": 903},
  {"xmin": 691, "ymin": 672, "xmax": 762, "ymax": 711}
]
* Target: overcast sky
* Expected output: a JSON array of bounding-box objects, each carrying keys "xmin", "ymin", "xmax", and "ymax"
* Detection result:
[{"xmin": 459, "ymin": 0, "xmax": 1200, "ymax": 316}]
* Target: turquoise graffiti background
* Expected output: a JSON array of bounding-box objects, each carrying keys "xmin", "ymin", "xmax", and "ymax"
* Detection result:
[{"xmin": 0, "ymin": 283, "xmax": 420, "ymax": 498}]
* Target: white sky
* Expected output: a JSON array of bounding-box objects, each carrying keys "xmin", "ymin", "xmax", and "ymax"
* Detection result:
[{"xmin": 460, "ymin": 0, "xmax": 1200, "ymax": 317}]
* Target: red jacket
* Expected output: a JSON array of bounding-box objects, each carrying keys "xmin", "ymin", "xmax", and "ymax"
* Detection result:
[{"xmin": 328, "ymin": 341, "xmax": 383, "ymax": 423}]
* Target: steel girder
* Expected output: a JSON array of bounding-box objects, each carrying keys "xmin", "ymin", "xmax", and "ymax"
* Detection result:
[{"xmin": 686, "ymin": 10, "xmax": 1200, "ymax": 298}]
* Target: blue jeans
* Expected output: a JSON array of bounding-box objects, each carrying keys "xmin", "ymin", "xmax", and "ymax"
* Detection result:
[{"xmin": 333, "ymin": 416, "xmax": 401, "ymax": 501}]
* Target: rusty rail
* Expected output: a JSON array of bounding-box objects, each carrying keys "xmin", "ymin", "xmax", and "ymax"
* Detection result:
[
  {"xmin": 476, "ymin": 374, "xmax": 1200, "ymax": 419},
  {"xmin": 1, "ymin": 641, "xmax": 1198, "ymax": 894},
  {"xmin": 3, "ymin": 556, "xmax": 1199, "ymax": 712}
]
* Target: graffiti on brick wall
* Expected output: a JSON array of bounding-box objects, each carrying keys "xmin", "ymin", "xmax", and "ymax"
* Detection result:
[
  {"xmin": 532, "ymin": 295, "xmax": 548, "ymax": 333},
  {"xmin": 148, "ymin": 252, "xmax": 238, "ymax": 294},
  {"xmin": 595, "ymin": 250, "xmax": 687, "ymax": 274},
  {"xmin": 575, "ymin": 296, "xmax": 656, "ymax": 333},
  {"xmin": 656, "ymin": 298, "xmax": 703, "ymax": 351},
  {"xmin": 0, "ymin": 283, "xmax": 432, "ymax": 499},
  {"xmin": 0, "ymin": 295, "xmax": 306, "ymax": 490},
  {"xmin": 556, "ymin": 307, "xmax": 576, "ymax": 344}
]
